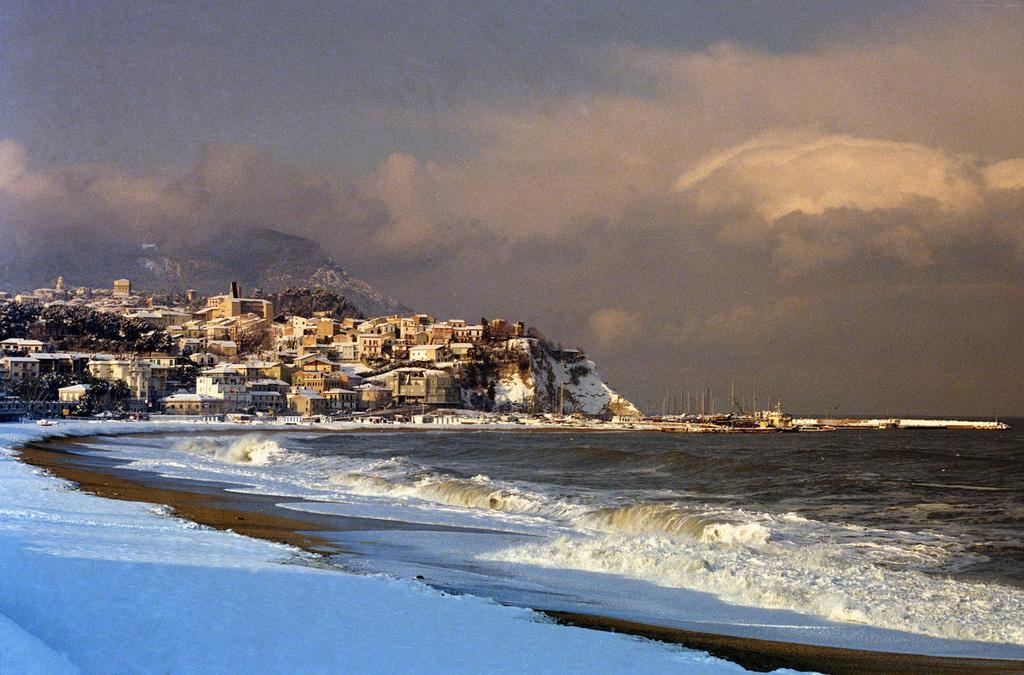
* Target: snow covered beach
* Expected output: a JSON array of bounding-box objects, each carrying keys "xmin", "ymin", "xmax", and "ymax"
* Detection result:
[{"xmin": 4, "ymin": 421, "xmax": 1024, "ymax": 673}]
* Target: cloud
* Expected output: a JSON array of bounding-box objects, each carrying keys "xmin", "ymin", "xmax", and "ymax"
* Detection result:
[
  {"xmin": 623, "ymin": 11, "xmax": 1024, "ymax": 158},
  {"xmin": 588, "ymin": 308, "xmax": 642, "ymax": 348},
  {"xmin": 985, "ymin": 159, "xmax": 1024, "ymax": 191},
  {"xmin": 0, "ymin": 140, "xmax": 385, "ymax": 253},
  {"xmin": 666, "ymin": 132, "xmax": 1024, "ymax": 274},
  {"xmin": 0, "ymin": 139, "xmax": 29, "ymax": 188},
  {"xmin": 674, "ymin": 133, "xmax": 983, "ymax": 221},
  {"xmin": 681, "ymin": 296, "xmax": 810, "ymax": 349},
  {"xmin": 340, "ymin": 9, "xmax": 1024, "ymax": 260},
  {"xmin": 3, "ymin": 8, "xmax": 1024, "ymax": 414}
]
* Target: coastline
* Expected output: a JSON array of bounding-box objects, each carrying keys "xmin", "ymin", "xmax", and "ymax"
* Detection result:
[{"xmin": 14, "ymin": 424, "xmax": 1024, "ymax": 674}]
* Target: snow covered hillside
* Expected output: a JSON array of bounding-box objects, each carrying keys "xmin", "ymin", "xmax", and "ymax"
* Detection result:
[
  {"xmin": 0, "ymin": 422, "xmax": 739, "ymax": 674},
  {"xmin": 489, "ymin": 338, "xmax": 641, "ymax": 417}
]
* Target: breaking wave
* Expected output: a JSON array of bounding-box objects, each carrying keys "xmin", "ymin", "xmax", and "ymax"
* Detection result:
[
  {"xmin": 481, "ymin": 532, "xmax": 1024, "ymax": 645},
  {"xmin": 332, "ymin": 465, "xmax": 770, "ymax": 545},
  {"xmin": 176, "ymin": 436, "xmax": 285, "ymax": 466},
  {"xmin": 325, "ymin": 457, "xmax": 1024, "ymax": 643},
  {"xmin": 580, "ymin": 503, "xmax": 771, "ymax": 545},
  {"xmin": 331, "ymin": 471, "xmax": 583, "ymax": 519}
]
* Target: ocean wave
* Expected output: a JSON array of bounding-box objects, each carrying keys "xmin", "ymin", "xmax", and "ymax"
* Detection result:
[
  {"xmin": 579, "ymin": 503, "xmax": 771, "ymax": 545},
  {"xmin": 175, "ymin": 435, "xmax": 285, "ymax": 466},
  {"xmin": 331, "ymin": 471, "xmax": 584, "ymax": 519},
  {"xmin": 481, "ymin": 532, "xmax": 1024, "ymax": 645}
]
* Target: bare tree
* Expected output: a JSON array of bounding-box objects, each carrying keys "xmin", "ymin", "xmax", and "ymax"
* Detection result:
[{"xmin": 236, "ymin": 324, "xmax": 272, "ymax": 355}]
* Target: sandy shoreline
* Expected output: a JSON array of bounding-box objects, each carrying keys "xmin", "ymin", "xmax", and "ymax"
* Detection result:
[{"xmin": 15, "ymin": 432, "xmax": 1024, "ymax": 674}]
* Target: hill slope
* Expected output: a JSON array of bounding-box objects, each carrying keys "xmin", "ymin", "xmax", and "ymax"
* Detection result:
[
  {"xmin": 476, "ymin": 338, "xmax": 641, "ymax": 417},
  {"xmin": 0, "ymin": 227, "xmax": 407, "ymax": 316}
]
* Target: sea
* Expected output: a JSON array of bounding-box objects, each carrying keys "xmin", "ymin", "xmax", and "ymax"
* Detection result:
[{"xmin": 53, "ymin": 423, "xmax": 1024, "ymax": 656}]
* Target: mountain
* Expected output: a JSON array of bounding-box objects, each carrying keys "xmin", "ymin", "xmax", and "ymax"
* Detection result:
[{"xmin": 0, "ymin": 227, "xmax": 408, "ymax": 317}]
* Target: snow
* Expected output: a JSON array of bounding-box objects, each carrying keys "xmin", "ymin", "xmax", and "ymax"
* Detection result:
[
  {"xmin": 493, "ymin": 338, "xmax": 641, "ymax": 416},
  {"xmin": 0, "ymin": 612, "xmax": 78, "ymax": 675},
  {"xmin": 0, "ymin": 421, "xmax": 746, "ymax": 673}
]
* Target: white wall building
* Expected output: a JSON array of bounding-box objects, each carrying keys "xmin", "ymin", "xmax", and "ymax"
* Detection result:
[{"xmin": 196, "ymin": 365, "xmax": 251, "ymax": 412}]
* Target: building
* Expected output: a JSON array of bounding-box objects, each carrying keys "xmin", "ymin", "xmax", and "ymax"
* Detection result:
[
  {"xmin": 87, "ymin": 358, "xmax": 153, "ymax": 400},
  {"xmin": 453, "ymin": 325, "xmax": 485, "ymax": 343},
  {"xmin": 409, "ymin": 344, "xmax": 448, "ymax": 362},
  {"xmin": 248, "ymin": 378, "xmax": 290, "ymax": 395},
  {"xmin": 13, "ymin": 293, "xmax": 44, "ymax": 305},
  {"xmin": 355, "ymin": 384, "xmax": 392, "ymax": 410},
  {"xmin": 113, "ymin": 279, "xmax": 132, "ymax": 296},
  {"xmin": 2, "ymin": 356, "xmax": 41, "ymax": 383},
  {"xmin": 160, "ymin": 392, "xmax": 222, "ymax": 415},
  {"xmin": 323, "ymin": 388, "xmax": 358, "ymax": 411},
  {"xmin": 378, "ymin": 369, "xmax": 461, "ymax": 406},
  {"xmin": 357, "ymin": 333, "xmax": 385, "ymax": 360},
  {"xmin": 335, "ymin": 342, "xmax": 360, "ymax": 362},
  {"xmin": 449, "ymin": 343, "xmax": 475, "ymax": 360},
  {"xmin": 57, "ymin": 384, "xmax": 91, "ymax": 403},
  {"xmin": 427, "ymin": 325, "xmax": 454, "ymax": 344},
  {"xmin": 196, "ymin": 282, "xmax": 274, "ymax": 321},
  {"xmin": 206, "ymin": 339, "xmax": 239, "ymax": 357},
  {"xmin": 0, "ymin": 338, "xmax": 47, "ymax": 354},
  {"xmin": 291, "ymin": 370, "xmax": 347, "ymax": 394},
  {"xmin": 249, "ymin": 389, "xmax": 284, "ymax": 412},
  {"xmin": 292, "ymin": 354, "xmax": 338, "ymax": 373},
  {"xmin": 232, "ymin": 361, "xmax": 282, "ymax": 382},
  {"xmin": 196, "ymin": 365, "xmax": 250, "ymax": 412},
  {"xmin": 189, "ymin": 352, "xmax": 219, "ymax": 367},
  {"xmin": 244, "ymin": 377, "xmax": 287, "ymax": 412},
  {"xmin": 287, "ymin": 390, "xmax": 329, "ymax": 416}
]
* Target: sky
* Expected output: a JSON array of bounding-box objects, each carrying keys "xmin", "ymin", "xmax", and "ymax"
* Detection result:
[{"xmin": 2, "ymin": 1, "xmax": 1023, "ymax": 415}]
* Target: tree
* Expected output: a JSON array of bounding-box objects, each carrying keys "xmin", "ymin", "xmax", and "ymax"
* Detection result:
[
  {"xmin": 9, "ymin": 373, "xmax": 74, "ymax": 403},
  {"xmin": 173, "ymin": 362, "xmax": 199, "ymax": 389},
  {"xmin": 236, "ymin": 324, "xmax": 272, "ymax": 355},
  {"xmin": 0, "ymin": 301, "xmax": 41, "ymax": 340},
  {"xmin": 526, "ymin": 326, "xmax": 546, "ymax": 342}
]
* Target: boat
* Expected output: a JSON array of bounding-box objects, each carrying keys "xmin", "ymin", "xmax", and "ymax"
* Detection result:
[{"xmin": 36, "ymin": 419, "xmax": 57, "ymax": 427}]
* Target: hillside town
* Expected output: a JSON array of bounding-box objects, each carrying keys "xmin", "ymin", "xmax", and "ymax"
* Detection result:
[
  {"xmin": 1, "ymin": 278, "xmax": 1006, "ymax": 432},
  {"xmin": 0, "ymin": 277, "xmax": 635, "ymax": 424}
]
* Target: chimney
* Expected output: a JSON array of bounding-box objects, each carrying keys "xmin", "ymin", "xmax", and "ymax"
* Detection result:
[{"xmin": 230, "ymin": 281, "xmax": 241, "ymax": 299}]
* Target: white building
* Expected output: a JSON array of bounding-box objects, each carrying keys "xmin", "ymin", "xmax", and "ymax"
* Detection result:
[
  {"xmin": 0, "ymin": 338, "xmax": 47, "ymax": 354},
  {"xmin": 160, "ymin": 392, "xmax": 221, "ymax": 415},
  {"xmin": 335, "ymin": 342, "xmax": 361, "ymax": 362},
  {"xmin": 196, "ymin": 365, "xmax": 250, "ymax": 412},
  {"xmin": 408, "ymin": 344, "xmax": 447, "ymax": 362},
  {"xmin": 58, "ymin": 384, "xmax": 92, "ymax": 403},
  {"xmin": 87, "ymin": 358, "xmax": 153, "ymax": 400}
]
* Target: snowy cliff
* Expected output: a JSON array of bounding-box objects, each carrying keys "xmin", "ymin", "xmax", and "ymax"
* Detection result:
[{"xmin": 486, "ymin": 338, "xmax": 640, "ymax": 417}]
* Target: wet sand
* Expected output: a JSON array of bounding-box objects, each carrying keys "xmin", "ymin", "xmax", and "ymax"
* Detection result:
[
  {"xmin": 15, "ymin": 434, "xmax": 1024, "ymax": 675},
  {"xmin": 543, "ymin": 612, "xmax": 1024, "ymax": 674}
]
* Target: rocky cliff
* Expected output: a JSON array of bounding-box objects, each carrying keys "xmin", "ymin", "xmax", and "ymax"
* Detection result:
[{"xmin": 482, "ymin": 338, "xmax": 640, "ymax": 417}]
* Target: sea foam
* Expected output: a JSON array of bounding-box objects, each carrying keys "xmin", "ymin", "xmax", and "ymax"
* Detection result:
[
  {"xmin": 481, "ymin": 527, "xmax": 1024, "ymax": 645},
  {"xmin": 176, "ymin": 436, "xmax": 285, "ymax": 466}
]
